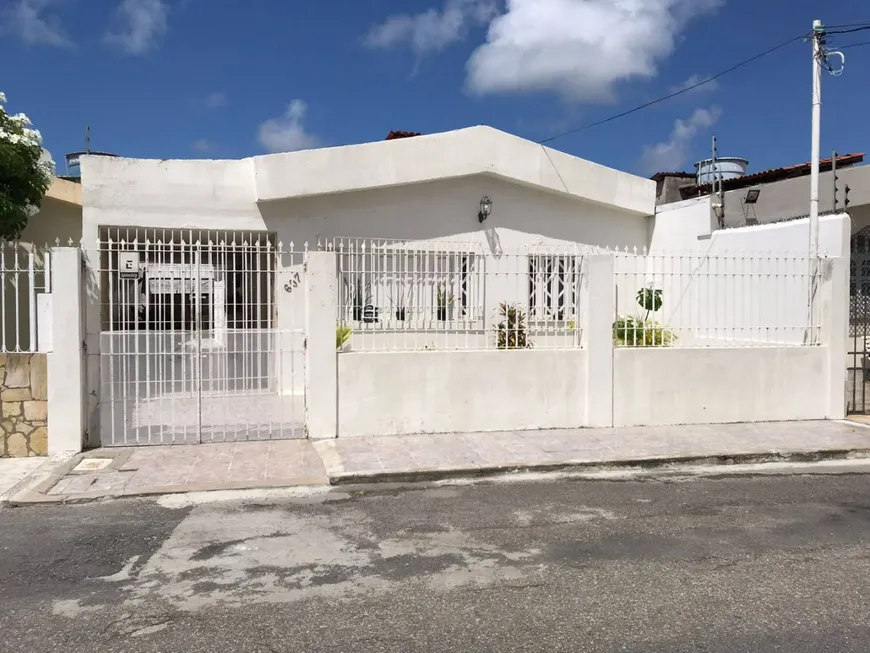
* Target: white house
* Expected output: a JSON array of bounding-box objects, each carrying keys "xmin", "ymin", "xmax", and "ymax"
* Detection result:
[
  {"xmin": 80, "ymin": 125, "xmax": 655, "ymax": 250},
  {"xmin": 0, "ymin": 126, "xmax": 848, "ymax": 454},
  {"xmin": 74, "ymin": 126, "xmax": 658, "ymax": 447}
]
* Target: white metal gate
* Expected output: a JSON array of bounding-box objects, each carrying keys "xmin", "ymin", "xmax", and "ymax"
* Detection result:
[{"xmin": 89, "ymin": 230, "xmax": 306, "ymax": 446}]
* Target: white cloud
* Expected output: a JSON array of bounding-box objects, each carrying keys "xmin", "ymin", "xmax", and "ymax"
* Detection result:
[
  {"xmin": 365, "ymin": 0, "xmax": 497, "ymax": 56},
  {"xmin": 203, "ymin": 91, "xmax": 227, "ymax": 109},
  {"xmin": 639, "ymin": 106, "xmax": 722, "ymax": 174},
  {"xmin": 105, "ymin": 0, "xmax": 169, "ymax": 54},
  {"xmin": 466, "ymin": 0, "xmax": 722, "ymax": 101},
  {"xmin": 669, "ymin": 73, "xmax": 718, "ymax": 94},
  {"xmin": 257, "ymin": 100, "xmax": 321, "ymax": 153},
  {"xmin": 2, "ymin": 0, "xmax": 72, "ymax": 47}
]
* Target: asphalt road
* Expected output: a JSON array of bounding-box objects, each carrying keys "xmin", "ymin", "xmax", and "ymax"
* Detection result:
[{"xmin": 2, "ymin": 471, "xmax": 870, "ymax": 652}]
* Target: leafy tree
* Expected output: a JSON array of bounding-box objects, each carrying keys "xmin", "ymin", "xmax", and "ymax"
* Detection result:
[{"xmin": 0, "ymin": 92, "xmax": 52, "ymax": 240}]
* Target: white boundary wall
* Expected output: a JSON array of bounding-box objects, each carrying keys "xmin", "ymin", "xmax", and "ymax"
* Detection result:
[
  {"xmin": 301, "ymin": 249, "xmax": 848, "ymax": 437},
  {"xmin": 338, "ymin": 349, "xmax": 587, "ymax": 437},
  {"xmin": 613, "ymin": 347, "xmax": 829, "ymax": 426},
  {"xmin": 649, "ymin": 197, "xmax": 851, "ymax": 259}
]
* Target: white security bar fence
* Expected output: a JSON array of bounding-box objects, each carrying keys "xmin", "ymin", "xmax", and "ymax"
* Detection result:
[
  {"xmin": 88, "ymin": 229, "xmax": 307, "ymax": 446},
  {"xmin": 20, "ymin": 225, "xmax": 849, "ymax": 455},
  {"xmin": 1, "ymin": 241, "xmax": 50, "ymax": 353},
  {"xmin": 614, "ymin": 249, "xmax": 823, "ymax": 348},
  {"xmin": 329, "ymin": 238, "xmax": 587, "ymax": 351}
]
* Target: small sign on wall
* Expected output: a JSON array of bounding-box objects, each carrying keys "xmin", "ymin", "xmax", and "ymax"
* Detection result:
[{"xmin": 118, "ymin": 252, "xmax": 140, "ymax": 279}]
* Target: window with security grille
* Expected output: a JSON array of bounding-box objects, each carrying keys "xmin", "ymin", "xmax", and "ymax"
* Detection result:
[
  {"xmin": 528, "ymin": 254, "xmax": 579, "ymax": 321},
  {"xmin": 338, "ymin": 248, "xmax": 480, "ymax": 324}
]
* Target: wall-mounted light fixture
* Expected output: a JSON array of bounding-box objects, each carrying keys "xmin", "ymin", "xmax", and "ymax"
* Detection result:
[
  {"xmin": 478, "ymin": 196, "xmax": 492, "ymax": 223},
  {"xmin": 741, "ymin": 188, "xmax": 761, "ymax": 226}
]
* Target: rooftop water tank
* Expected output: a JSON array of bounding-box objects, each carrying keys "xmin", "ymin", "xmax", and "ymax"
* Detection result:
[
  {"xmin": 694, "ymin": 157, "xmax": 749, "ymax": 185},
  {"xmin": 64, "ymin": 151, "xmax": 119, "ymax": 178}
]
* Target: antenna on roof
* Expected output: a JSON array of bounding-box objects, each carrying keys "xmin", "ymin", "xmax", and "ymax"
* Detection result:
[
  {"xmin": 85, "ymin": 125, "xmax": 91, "ymax": 154},
  {"xmin": 711, "ymin": 136, "xmax": 725, "ymax": 227}
]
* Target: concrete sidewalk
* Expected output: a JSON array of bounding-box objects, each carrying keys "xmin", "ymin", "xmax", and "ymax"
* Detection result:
[
  {"xmin": 0, "ymin": 457, "xmax": 45, "ymax": 500},
  {"xmin": 314, "ymin": 421, "xmax": 870, "ymax": 484},
  {"xmin": 7, "ymin": 440, "xmax": 327, "ymax": 504},
  {"xmin": 5, "ymin": 420, "xmax": 870, "ymax": 504}
]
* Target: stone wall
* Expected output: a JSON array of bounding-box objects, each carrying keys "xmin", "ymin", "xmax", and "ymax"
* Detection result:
[{"xmin": 1, "ymin": 354, "xmax": 47, "ymax": 457}]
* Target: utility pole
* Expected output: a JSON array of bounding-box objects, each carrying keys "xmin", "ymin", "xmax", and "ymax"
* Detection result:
[
  {"xmin": 805, "ymin": 22, "xmax": 844, "ymax": 343},
  {"xmin": 809, "ymin": 19, "xmax": 823, "ymax": 262},
  {"xmin": 832, "ymin": 150, "xmax": 838, "ymax": 212}
]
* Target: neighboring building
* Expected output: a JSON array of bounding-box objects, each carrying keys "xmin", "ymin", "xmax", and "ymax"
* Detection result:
[
  {"xmin": 20, "ymin": 177, "xmax": 83, "ymax": 247},
  {"xmin": 1, "ymin": 178, "xmax": 84, "ymax": 356},
  {"xmin": 652, "ymin": 152, "xmax": 870, "ymax": 235}
]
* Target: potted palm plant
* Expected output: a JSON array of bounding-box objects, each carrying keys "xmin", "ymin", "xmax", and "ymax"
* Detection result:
[
  {"xmin": 436, "ymin": 283, "xmax": 454, "ymax": 322},
  {"xmin": 389, "ymin": 286, "xmax": 408, "ymax": 321}
]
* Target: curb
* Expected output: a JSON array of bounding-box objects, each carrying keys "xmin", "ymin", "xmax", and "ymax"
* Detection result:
[
  {"xmin": 6, "ymin": 447, "xmax": 870, "ymax": 506},
  {"xmin": 5, "ymin": 475, "xmax": 329, "ymax": 507},
  {"xmin": 327, "ymin": 448, "xmax": 870, "ymax": 485}
]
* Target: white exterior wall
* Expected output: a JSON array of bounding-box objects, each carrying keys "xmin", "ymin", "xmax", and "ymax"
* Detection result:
[
  {"xmin": 612, "ymin": 347, "xmax": 829, "ymax": 426},
  {"xmin": 705, "ymin": 214, "xmax": 851, "ymax": 258},
  {"xmin": 650, "ymin": 195, "xmax": 851, "ymax": 258},
  {"xmin": 258, "ymin": 175, "xmax": 648, "ymax": 251},
  {"xmin": 253, "ymin": 126, "xmax": 654, "ymax": 215},
  {"xmin": 647, "ymin": 197, "xmax": 714, "ymax": 252},
  {"xmin": 80, "ymin": 154, "xmax": 649, "ymax": 252},
  {"xmin": 337, "ymin": 349, "xmax": 587, "ymax": 437}
]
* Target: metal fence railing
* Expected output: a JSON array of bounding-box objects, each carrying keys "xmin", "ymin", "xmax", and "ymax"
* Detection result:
[
  {"xmin": 1, "ymin": 242, "xmax": 50, "ymax": 353},
  {"xmin": 329, "ymin": 238, "xmax": 587, "ymax": 352},
  {"xmin": 87, "ymin": 229, "xmax": 308, "ymax": 446},
  {"xmin": 614, "ymin": 249, "xmax": 823, "ymax": 348}
]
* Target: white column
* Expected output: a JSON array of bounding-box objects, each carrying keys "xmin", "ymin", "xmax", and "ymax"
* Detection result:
[
  {"xmin": 305, "ymin": 251, "xmax": 338, "ymax": 439},
  {"xmin": 582, "ymin": 254, "xmax": 615, "ymax": 427},
  {"xmin": 47, "ymin": 247, "xmax": 85, "ymax": 454},
  {"xmin": 821, "ymin": 256, "xmax": 849, "ymax": 420},
  {"xmin": 81, "ymin": 227, "xmax": 102, "ymax": 447}
]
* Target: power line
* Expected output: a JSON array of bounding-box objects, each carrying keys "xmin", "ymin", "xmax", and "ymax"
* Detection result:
[
  {"xmin": 825, "ymin": 22, "xmax": 870, "ymax": 29},
  {"xmin": 538, "ymin": 34, "xmax": 804, "ymax": 144},
  {"xmin": 826, "ymin": 25, "xmax": 870, "ymax": 35},
  {"xmin": 839, "ymin": 39, "xmax": 870, "ymax": 49}
]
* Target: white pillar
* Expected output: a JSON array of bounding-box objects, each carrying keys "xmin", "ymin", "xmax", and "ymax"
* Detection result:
[
  {"xmin": 305, "ymin": 251, "xmax": 337, "ymax": 439},
  {"xmin": 47, "ymin": 247, "xmax": 85, "ymax": 454},
  {"xmin": 81, "ymin": 230, "xmax": 102, "ymax": 447},
  {"xmin": 821, "ymin": 256, "xmax": 849, "ymax": 420},
  {"xmin": 582, "ymin": 254, "xmax": 614, "ymax": 427}
]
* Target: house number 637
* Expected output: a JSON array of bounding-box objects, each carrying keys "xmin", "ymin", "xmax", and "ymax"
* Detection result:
[{"xmin": 284, "ymin": 272, "xmax": 301, "ymax": 293}]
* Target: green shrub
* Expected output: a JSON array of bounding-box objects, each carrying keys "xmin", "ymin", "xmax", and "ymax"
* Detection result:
[
  {"xmin": 336, "ymin": 325, "xmax": 352, "ymax": 350},
  {"xmin": 612, "ymin": 316, "xmax": 676, "ymax": 347},
  {"xmin": 495, "ymin": 302, "xmax": 531, "ymax": 349},
  {"xmin": 613, "ymin": 285, "xmax": 676, "ymax": 347}
]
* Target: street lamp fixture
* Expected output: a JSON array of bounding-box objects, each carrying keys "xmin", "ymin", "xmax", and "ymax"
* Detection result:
[{"xmin": 478, "ymin": 196, "xmax": 492, "ymax": 223}]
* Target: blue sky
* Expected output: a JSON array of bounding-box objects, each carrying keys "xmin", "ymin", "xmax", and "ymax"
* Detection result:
[{"xmin": 2, "ymin": 0, "xmax": 869, "ymax": 177}]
